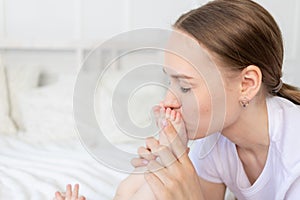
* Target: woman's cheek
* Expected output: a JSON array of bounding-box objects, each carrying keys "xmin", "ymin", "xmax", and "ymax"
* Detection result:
[
  {"xmin": 181, "ymin": 105, "xmax": 201, "ymax": 139},
  {"xmin": 182, "ymin": 98, "xmax": 213, "ymax": 139}
]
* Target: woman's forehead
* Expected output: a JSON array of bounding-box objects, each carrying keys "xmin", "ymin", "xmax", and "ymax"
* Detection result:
[
  {"xmin": 164, "ymin": 52, "xmax": 199, "ymax": 77},
  {"xmin": 163, "ymin": 50, "xmax": 215, "ymax": 80},
  {"xmin": 163, "ymin": 30, "xmax": 218, "ymax": 79}
]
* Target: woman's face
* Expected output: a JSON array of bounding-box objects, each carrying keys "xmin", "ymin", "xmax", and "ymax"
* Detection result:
[{"xmin": 162, "ymin": 32, "xmax": 239, "ymax": 139}]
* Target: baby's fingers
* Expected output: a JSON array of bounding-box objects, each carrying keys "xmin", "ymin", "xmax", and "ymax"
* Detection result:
[
  {"xmin": 65, "ymin": 184, "xmax": 72, "ymax": 198},
  {"xmin": 79, "ymin": 196, "xmax": 86, "ymax": 200},
  {"xmin": 72, "ymin": 184, "xmax": 79, "ymax": 200},
  {"xmin": 55, "ymin": 191, "xmax": 65, "ymax": 200}
]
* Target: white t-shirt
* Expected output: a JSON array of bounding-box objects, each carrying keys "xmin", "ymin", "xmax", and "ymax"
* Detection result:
[{"xmin": 189, "ymin": 96, "xmax": 300, "ymax": 200}]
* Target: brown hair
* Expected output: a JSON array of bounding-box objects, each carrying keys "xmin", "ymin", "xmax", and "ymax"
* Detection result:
[{"xmin": 173, "ymin": 0, "xmax": 300, "ymax": 105}]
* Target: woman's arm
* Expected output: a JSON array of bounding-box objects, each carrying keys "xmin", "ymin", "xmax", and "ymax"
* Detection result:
[{"xmin": 199, "ymin": 176, "xmax": 226, "ymax": 200}]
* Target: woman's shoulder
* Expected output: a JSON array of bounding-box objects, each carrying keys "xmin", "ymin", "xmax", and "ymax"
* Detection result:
[
  {"xmin": 267, "ymin": 96, "xmax": 300, "ymax": 134},
  {"xmin": 267, "ymin": 95, "xmax": 300, "ymax": 128},
  {"xmin": 267, "ymin": 96, "xmax": 300, "ymax": 167},
  {"xmin": 267, "ymin": 96, "xmax": 300, "ymax": 112}
]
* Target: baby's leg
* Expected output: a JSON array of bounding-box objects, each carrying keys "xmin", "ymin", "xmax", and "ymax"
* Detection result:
[
  {"xmin": 114, "ymin": 168, "xmax": 147, "ymax": 200},
  {"xmin": 114, "ymin": 169, "xmax": 156, "ymax": 200},
  {"xmin": 130, "ymin": 182, "xmax": 156, "ymax": 200}
]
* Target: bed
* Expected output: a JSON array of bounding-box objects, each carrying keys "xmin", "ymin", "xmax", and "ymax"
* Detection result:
[{"xmin": 0, "ymin": 63, "xmax": 153, "ymax": 200}]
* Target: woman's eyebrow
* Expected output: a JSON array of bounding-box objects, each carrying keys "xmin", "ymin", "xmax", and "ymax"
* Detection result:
[{"xmin": 162, "ymin": 67, "xmax": 194, "ymax": 79}]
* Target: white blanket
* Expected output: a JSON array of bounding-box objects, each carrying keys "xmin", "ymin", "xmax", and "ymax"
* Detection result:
[{"xmin": 0, "ymin": 134, "xmax": 132, "ymax": 200}]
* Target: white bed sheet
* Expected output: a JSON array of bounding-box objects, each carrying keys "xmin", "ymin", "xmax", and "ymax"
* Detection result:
[{"xmin": 0, "ymin": 133, "xmax": 134, "ymax": 200}]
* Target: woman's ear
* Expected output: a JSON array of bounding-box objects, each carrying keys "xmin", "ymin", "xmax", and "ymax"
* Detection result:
[{"xmin": 239, "ymin": 65, "xmax": 262, "ymax": 101}]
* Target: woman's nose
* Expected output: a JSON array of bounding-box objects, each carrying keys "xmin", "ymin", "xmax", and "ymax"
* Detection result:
[{"xmin": 161, "ymin": 89, "xmax": 181, "ymax": 110}]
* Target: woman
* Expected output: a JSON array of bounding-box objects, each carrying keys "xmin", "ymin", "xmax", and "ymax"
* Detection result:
[
  {"xmin": 115, "ymin": 0, "xmax": 300, "ymax": 199},
  {"xmin": 55, "ymin": 0, "xmax": 300, "ymax": 199}
]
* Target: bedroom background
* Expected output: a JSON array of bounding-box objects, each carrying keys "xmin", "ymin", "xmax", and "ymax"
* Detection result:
[{"xmin": 0, "ymin": 0, "xmax": 299, "ymax": 199}]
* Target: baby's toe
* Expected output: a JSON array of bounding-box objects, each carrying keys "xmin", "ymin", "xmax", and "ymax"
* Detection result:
[
  {"xmin": 170, "ymin": 110, "xmax": 176, "ymax": 121},
  {"xmin": 165, "ymin": 107, "xmax": 171, "ymax": 119},
  {"xmin": 175, "ymin": 112, "xmax": 181, "ymax": 123},
  {"xmin": 160, "ymin": 107, "xmax": 166, "ymax": 119}
]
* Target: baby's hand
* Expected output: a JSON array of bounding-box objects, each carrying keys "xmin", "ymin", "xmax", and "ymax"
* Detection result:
[{"xmin": 53, "ymin": 184, "xmax": 86, "ymax": 200}]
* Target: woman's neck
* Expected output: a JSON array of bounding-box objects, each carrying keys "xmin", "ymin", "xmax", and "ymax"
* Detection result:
[
  {"xmin": 222, "ymin": 96, "xmax": 270, "ymax": 184},
  {"xmin": 222, "ymin": 96, "xmax": 270, "ymax": 154}
]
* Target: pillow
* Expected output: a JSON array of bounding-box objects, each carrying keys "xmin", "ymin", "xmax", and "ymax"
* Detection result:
[
  {"xmin": 6, "ymin": 65, "xmax": 41, "ymax": 131},
  {"xmin": 0, "ymin": 63, "xmax": 17, "ymax": 134},
  {"xmin": 19, "ymin": 74, "xmax": 77, "ymax": 141}
]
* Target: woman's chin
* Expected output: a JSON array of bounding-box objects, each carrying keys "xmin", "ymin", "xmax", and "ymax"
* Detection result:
[{"xmin": 186, "ymin": 128, "xmax": 208, "ymax": 140}]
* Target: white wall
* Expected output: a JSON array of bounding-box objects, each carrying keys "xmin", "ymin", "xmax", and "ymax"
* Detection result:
[
  {"xmin": 0, "ymin": 0, "xmax": 198, "ymax": 74},
  {"xmin": 256, "ymin": 0, "xmax": 300, "ymax": 86},
  {"xmin": 0, "ymin": 0, "xmax": 299, "ymax": 86}
]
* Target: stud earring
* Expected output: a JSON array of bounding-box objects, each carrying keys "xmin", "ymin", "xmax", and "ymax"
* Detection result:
[{"xmin": 239, "ymin": 97, "xmax": 249, "ymax": 108}]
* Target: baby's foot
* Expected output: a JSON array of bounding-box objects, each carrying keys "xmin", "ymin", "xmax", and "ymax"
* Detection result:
[
  {"xmin": 152, "ymin": 105, "xmax": 188, "ymax": 147},
  {"xmin": 164, "ymin": 107, "xmax": 188, "ymax": 147}
]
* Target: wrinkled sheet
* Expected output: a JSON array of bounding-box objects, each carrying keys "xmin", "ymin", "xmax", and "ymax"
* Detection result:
[{"xmin": 0, "ymin": 134, "xmax": 133, "ymax": 200}]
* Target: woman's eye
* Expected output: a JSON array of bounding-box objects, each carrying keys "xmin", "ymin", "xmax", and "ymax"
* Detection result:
[{"xmin": 180, "ymin": 87, "xmax": 191, "ymax": 93}]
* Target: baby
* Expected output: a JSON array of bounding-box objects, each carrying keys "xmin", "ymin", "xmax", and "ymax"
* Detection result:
[{"xmin": 53, "ymin": 106, "xmax": 188, "ymax": 200}]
